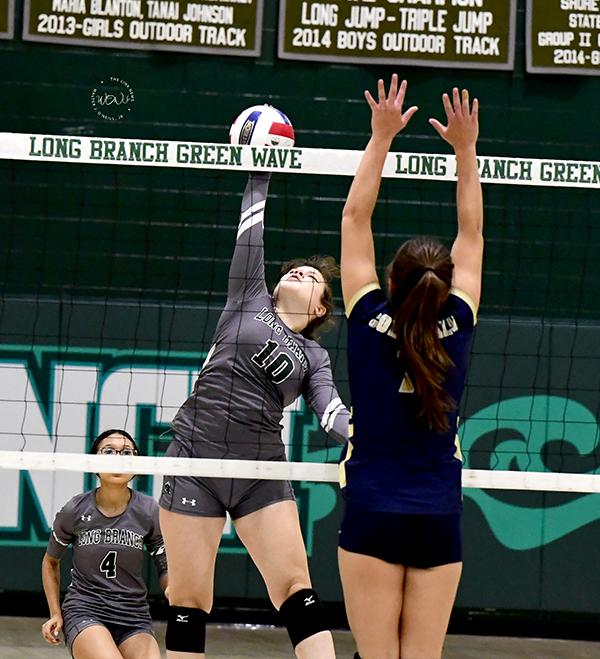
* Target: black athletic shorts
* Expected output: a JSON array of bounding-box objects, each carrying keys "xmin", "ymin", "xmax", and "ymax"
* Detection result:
[{"xmin": 338, "ymin": 504, "xmax": 462, "ymax": 568}]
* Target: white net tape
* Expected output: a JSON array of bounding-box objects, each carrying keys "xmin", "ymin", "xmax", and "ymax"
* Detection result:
[
  {"xmin": 1, "ymin": 131, "xmax": 600, "ymax": 188},
  {"xmin": 1, "ymin": 451, "xmax": 599, "ymax": 493}
]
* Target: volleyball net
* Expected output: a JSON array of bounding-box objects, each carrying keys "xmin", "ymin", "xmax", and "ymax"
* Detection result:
[{"xmin": 2, "ymin": 131, "xmax": 600, "ymax": 513}]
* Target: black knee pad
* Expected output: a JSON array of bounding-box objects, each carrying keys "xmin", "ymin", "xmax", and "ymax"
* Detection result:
[
  {"xmin": 279, "ymin": 588, "xmax": 329, "ymax": 648},
  {"xmin": 165, "ymin": 606, "xmax": 208, "ymax": 654}
]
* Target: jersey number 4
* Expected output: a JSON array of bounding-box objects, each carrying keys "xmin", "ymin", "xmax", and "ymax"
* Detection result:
[
  {"xmin": 100, "ymin": 550, "xmax": 117, "ymax": 579},
  {"xmin": 252, "ymin": 340, "xmax": 295, "ymax": 384}
]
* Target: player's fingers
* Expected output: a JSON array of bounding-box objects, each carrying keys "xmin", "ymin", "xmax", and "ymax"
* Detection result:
[
  {"xmin": 452, "ymin": 87, "xmax": 461, "ymax": 114},
  {"xmin": 429, "ymin": 118, "xmax": 445, "ymax": 136},
  {"xmin": 472, "ymin": 97, "xmax": 479, "ymax": 120},
  {"xmin": 441, "ymin": 92, "xmax": 453, "ymax": 117},
  {"xmin": 388, "ymin": 74, "xmax": 399, "ymax": 102},
  {"xmin": 402, "ymin": 105, "xmax": 419, "ymax": 124},
  {"xmin": 377, "ymin": 78, "xmax": 386, "ymax": 104},
  {"xmin": 396, "ymin": 79, "xmax": 409, "ymax": 109},
  {"xmin": 462, "ymin": 88, "xmax": 470, "ymax": 114},
  {"xmin": 365, "ymin": 90, "xmax": 377, "ymax": 111}
]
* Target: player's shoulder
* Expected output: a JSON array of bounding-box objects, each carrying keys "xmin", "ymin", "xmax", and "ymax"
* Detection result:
[
  {"xmin": 130, "ymin": 489, "xmax": 160, "ymax": 514},
  {"xmin": 345, "ymin": 283, "xmax": 386, "ymax": 321},
  {"xmin": 69, "ymin": 489, "xmax": 96, "ymax": 509},
  {"xmin": 56, "ymin": 489, "xmax": 94, "ymax": 520},
  {"xmin": 448, "ymin": 288, "xmax": 477, "ymax": 326},
  {"xmin": 225, "ymin": 292, "xmax": 273, "ymax": 313},
  {"xmin": 299, "ymin": 333, "xmax": 330, "ymax": 368}
]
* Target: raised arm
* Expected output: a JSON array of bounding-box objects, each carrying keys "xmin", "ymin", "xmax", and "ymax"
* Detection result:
[
  {"xmin": 227, "ymin": 172, "xmax": 271, "ymax": 303},
  {"xmin": 430, "ymin": 88, "xmax": 483, "ymax": 310},
  {"xmin": 341, "ymin": 75, "xmax": 418, "ymax": 308}
]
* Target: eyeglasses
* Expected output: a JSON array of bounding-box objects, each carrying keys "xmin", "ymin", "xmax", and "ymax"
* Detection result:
[{"xmin": 98, "ymin": 447, "xmax": 139, "ymax": 457}]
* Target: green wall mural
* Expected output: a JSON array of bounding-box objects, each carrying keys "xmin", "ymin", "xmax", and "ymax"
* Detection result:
[{"xmin": 461, "ymin": 395, "xmax": 600, "ymax": 550}]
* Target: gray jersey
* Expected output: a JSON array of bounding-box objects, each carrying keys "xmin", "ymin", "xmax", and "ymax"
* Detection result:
[
  {"xmin": 171, "ymin": 173, "xmax": 349, "ymax": 460},
  {"xmin": 46, "ymin": 489, "xmax": 168, "ymax": 626}
]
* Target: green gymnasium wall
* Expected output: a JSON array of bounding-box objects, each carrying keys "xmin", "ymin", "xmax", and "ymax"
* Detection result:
[{"xmin": 3, "ymin": 0, "xmax": 600, "ymax": 628}]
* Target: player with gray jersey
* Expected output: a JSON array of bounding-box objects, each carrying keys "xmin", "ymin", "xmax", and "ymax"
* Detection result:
[
  {"xmin": 42, "ymin": 429, "xmax": 168, "ymax": 659},
  {"xmin": 47, "ymin": 490, "xmax": 167, "ymax": 630},
  {"xmin": 159, "ymin": 173, "xmax": 349, "ymax": 659},
  {"xmin": 167, "ymin": 173, "xmax": 347, "ymax": 462}
]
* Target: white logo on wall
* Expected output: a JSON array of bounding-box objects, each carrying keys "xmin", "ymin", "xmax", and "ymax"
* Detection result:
[{"xmin": 91, "ymin": 77, "xmax": 134, "ymax": 122}]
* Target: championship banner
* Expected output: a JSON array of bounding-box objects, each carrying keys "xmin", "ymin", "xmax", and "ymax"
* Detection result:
[
  {"xmin": 3, "ymin": 132, "xmax": 600, "ymax": 188},
  {"xmin": 278, "ymin": 0, "xmax": 517, "ymax": 70},
  {"xmin": 22, "ymin": 0, "xmax": 263, "ymax": 56},
  {"xmin": 527, "ymin": 0, "xmax": 600, "ymax": 74},
  {"xmin": 0, "ymin": 0, "xmax": 15, "ymax": 38}
]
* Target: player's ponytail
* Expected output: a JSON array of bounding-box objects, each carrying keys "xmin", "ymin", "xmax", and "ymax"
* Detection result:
[{"xmin": 389, "ymin": 237, "xmax": 455, "ymax": 433}]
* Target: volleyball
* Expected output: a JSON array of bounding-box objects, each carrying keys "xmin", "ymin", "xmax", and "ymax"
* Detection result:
[{"xmin": 229, "ymin": 104, "xmax": 295, "ymax": 148}]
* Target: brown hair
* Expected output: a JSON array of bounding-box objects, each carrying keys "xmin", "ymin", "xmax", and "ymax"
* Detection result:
[
  {"xmin": 278, "ymin": 255, "xmax": 339, "ymax": 339},
  {"xmin": 389, "ymin": 237, "xmax": 455, "ymax": 433}
]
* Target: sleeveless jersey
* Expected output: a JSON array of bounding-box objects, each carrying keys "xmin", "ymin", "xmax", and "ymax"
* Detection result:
[
  {"xmin": 171, "ymin": 174, "xmax": 349, "ymax": 459},
  {"xmin": 339, "ymin": 284, "xmax": 476, "ymax": 515},
  {"xmin": 46, "ymin": 489, "xmax": 168, "ymax": 626}
]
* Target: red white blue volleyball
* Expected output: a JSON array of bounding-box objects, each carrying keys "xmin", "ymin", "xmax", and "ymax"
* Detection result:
[{"xmin": 229, "ymin": 105, "xmax": 295, "ymax": 148}]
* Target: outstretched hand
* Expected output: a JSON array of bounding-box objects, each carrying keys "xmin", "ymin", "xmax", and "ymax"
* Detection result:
[
  {"xmin": 365, "ymin": 74, "xmax": 418, "ymax": 142},
  {"xmin": 429, "ymin": 88, "xmax": 478, "ymax": 152}
]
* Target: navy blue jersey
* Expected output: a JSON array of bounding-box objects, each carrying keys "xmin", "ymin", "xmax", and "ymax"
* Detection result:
[
  {"xmin": 339, "ymin": 284, "xmax": 476, "ymax": 514},
  {"xmin": 46, "ymin": 489, "xmax": 167, "ymax": 626},
  {"xmin": 171, "ymin": 174, "xmax": 349, "ymax": 460}
]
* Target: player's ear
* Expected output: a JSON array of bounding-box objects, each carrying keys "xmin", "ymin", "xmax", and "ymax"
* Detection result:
[{"xmin": 314, "ymin": 305, "xmax": 326, "ymax": 318}]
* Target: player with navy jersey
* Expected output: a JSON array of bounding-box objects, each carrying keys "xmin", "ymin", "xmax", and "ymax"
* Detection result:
[
  {"xmin": 338, "ymin": 77, "xmax": 483, "ymax": 659},
  {"xmin": 159, "ymin": 173, "xmax": 349, "ymax": 659},
  {"xmin": 41, "ymin": 429, "xmax": 168, "ymax": 659}
]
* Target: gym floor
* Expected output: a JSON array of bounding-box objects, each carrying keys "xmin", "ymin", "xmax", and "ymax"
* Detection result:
[{"xmin": 1, "ymin": 617, "xmax": 600, "ymax": 659}]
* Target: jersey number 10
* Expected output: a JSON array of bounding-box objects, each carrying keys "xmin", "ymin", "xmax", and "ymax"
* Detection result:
[{"xmin": 252, "ymin": 340, "xmax": 295, "ymax": 384}]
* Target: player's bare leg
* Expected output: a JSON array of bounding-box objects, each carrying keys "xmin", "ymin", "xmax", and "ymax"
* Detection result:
[
  {"xmin": 338, "ymin": 548, "xmax": 404, "ymax": 659},
  {"xmin": 399, "ymin": 562, "xmax": 462, "ymax": 659},
  {"xmin": 71, "ymin": 625, "xmax": 125, "ymax": 659},
  {"xmin": 235, "ymin": 500, "xmax": 336, "ymax": 659},
  {"xmin": 119, "ymin": 632, "xmax": 162, "ymax": 659},
  {"xmin": 160, "ymin": 508, "xmax": 226, "ymax": 659}
]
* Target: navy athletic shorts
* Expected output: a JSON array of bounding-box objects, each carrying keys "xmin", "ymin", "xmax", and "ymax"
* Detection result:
[
  {"xmin": 338, "ymin": 505, "xmax": 462, "ymax": 568},
  {"xmin": 62, "ymin": 611, "xmax": 155, "ymax": 655}
]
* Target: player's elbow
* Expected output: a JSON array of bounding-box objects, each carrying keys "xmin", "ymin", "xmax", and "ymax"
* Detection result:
[
  {"xmin": 341, "ymin": 209, "xmax": 355, "ymax": 227},
  {"xmin": 341, "ymin": 208, "xmax": 365, "ymax": 231},
  {"xmin": 43, "ymin": 554, "xmax": 60, "ymax": 568}
]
